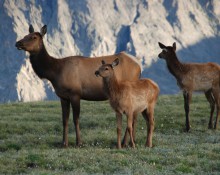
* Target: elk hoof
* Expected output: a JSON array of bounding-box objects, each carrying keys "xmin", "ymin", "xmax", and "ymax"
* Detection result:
[
  {"xmin": 208, "ymin": 124, "xmax": 214, "ymax": 129},
  {"xmin": 185, "ymin": 125, "xmax": 191, "ymax": 132},
  {"xmin": 122, "ymin": 143, "xmax": 127, "ymax": 148},
  {"xmin": 76, "ymin": 142, "xmax": 83, "ymax": 148},
  {"xmin": 131, "ymin": 145, "xmax": 136, "ymax": 149},
  {"xmin": 117, "ymin": 145, "xmax": 122, "ymax": 149},
  {"xmin": 185, "ymin": 128, "xmax": 190, "ymax": 132},
  {"xmin": 214, "ymin": 123, "xmax": 218, "ymax": 130},
  {"xmin": 122, "ymin": 140, "xmax": 128, "ymax": 147},
  {"xmin": 63, "ymin": 143, "xmax": 68, "ymax": 148},
  {"xmin": 145, "ymin": 142, "xmax": 152, "ymax": 148}
]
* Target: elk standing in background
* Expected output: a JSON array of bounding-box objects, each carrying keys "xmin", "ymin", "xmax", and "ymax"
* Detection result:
[
  {"xmin": 158, "ymin": 42, "xmax": 220, "ymax": 131},
  {"xmin": 95, "ymin": 58, "xmax": 159, "ymax": 148},
  {"xmin": 15, "ymin": 24, "xmax": 141, "ymax": 147}
]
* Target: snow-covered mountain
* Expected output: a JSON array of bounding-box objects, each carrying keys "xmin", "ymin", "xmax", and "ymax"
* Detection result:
[{"xmin": 1, "ymin": 0, "xmax": 220, "ymax": 102}]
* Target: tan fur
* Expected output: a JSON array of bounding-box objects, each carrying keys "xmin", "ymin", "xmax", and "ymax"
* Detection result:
[
  {"xmin": 158, "ymin": 42, "xmax": 220, "ymax": 131},
  {"xmin": 15, "ymin": 25, "xmax": 141, "ymax": 147},
  {"xmin": 96, "ymin": 59, "xmax": 159, "ymax": 148}
]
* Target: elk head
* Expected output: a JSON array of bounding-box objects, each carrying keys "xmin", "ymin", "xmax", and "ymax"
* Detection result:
[
  {"xmin": 158, "ymin": 42, "xmax": 176, "ymax": 60},
  {"xmin": 95, "ymin": 58, "xmax": 120, "ymax": 77},
  {"xmin": 15, "ymin": 25, "xmax": 47, "ymax": 53}
]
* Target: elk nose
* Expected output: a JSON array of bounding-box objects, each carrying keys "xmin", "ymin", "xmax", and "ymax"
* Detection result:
[
  {"xmin": 15, "ymin": 41, "xmax": 22, "ymax": 47},
  {"xmin": 95, "ymin": 71, "xmax": 100, "ymax": 77}
]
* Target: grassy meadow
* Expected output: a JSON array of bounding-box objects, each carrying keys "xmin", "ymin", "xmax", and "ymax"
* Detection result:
[{"xmin": 0, "ymin": 94, "xmax": 219, "ymax": 174}]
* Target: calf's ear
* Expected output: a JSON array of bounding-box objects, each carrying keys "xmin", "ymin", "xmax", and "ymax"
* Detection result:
[
  {"xmin": 158, "ymin": 42, "xmax": 166, "ymax": 49},
  {"xmin": 173, "ymin": 42, "xmax": 176, "ymax": 51},
  {"xmin": 40, "ymin": 25, "xmax": 47, "ymax": 37},
  {"xmin": 112, "ymin": 58, "xmax": 119, "ymax": 68},
  {"xmin": 29, "ymin": 24, "xmax": 34, "ymax": 33}
]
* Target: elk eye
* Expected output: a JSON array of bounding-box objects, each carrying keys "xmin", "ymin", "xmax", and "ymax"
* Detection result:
[
  {"xmin": 32, "ymin": 36, "xmax": 37, "ymax": 40},
  {"xmin": 105, "ymin": 67, "xmax": 109, "ymax": 71},
  {"xmin": 162, "ymin": 49, "xmax": 168, "ymax": 53}
]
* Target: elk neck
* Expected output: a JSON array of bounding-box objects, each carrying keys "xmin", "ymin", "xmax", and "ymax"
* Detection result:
[
  {"xmin": 102, "ymin": 73, "xmax": 120, "ymax": 99},
  {"xmin": 166, "ymin": 53, "xmax": 188, "ymax": 80},
  {"xmin": 29, "ymin": 42, "xmax": 59, "ymax": 81}
]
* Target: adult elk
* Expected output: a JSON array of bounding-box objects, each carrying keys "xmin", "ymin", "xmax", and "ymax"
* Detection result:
[
  {"xmin": 15, "ymin": 24, "xmax": 141, "ymax": 147},
  {"xmin": 95, "ymin": 58, "xmax": 159, "ymax": 148},
  {"xmin": 158, "ymin": 42, "xmax": 220, "ymax": 131}
]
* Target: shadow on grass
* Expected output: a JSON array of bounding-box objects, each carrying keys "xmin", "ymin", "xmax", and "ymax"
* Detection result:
[
  {"xmin": 0, "ymin": 143, "xmax": 22, "ymax": 152},
  {"xmin": 47, "ymin": 139, "xmax": 118, "ymax": 149},
  {"xmin": 48, "ymin": 141, "xmax": 64, "ymax": 149}
]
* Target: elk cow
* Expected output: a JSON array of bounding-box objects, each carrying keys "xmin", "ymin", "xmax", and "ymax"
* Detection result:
[
  {"xmin": 15, "ymin": 24, "xmax": 141, "ymax": 147},
  {"xmin": 158, "ymin": 42, "xmax": 220, "ymax": 131},
  {"xmin": 95, "ymin": 58, "xmax": 159, "ymax": 148}
]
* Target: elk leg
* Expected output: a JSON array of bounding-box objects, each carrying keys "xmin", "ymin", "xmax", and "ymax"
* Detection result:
[
  {"xmin": 205, "ymin": 90, "xmax": 215, "ymax": 129},
  {"xmin": 122, "ymin": 113, "xmax": 137, "ymax": 147},
  {"xmin": 143, "ymin": 108, "xmax": 154, "ymax": 148},
  {"xmin": 183, "ymin": 91, "xmax": 192, "ymax": 132},
  {"xmin": 116, "ymin": 112, "xmax": 122, "ymax": 149},
  {"xmin": 127, "ymin": 113, "xmax": 135, "ymax": 148},
  {"xmin": 70, "ymin": 96, "xmax": 82, "ymax": 146},
  {"xmin": 60, "ymin": 98, "xmax": 70, "ymax": 147},
  {"xmin": 215, "ymin": 105, "xmax": 220, "ymax": 129},
  {"xmin": 212, "ymin": 89, "xmax": 220, "ymax": 129},
  {"xmin": 122, "ymin": 128, "xmax": 129, "ymax": 148},
  {"xmin": 132, "ymin": 114, "xmax": 138, "ymax": 143}
]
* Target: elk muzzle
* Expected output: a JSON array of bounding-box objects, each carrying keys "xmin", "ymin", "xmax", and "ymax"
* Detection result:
[
  {"xmin": 95, "ymin": 70, "xmax": 100, "ymax": 77},
  {"xmin": 158, "ymin": 53, "xmax": 163, "ymax": 58},
  {"xmin": 15, "ymin": 41, "xmax": 24, "ymax": 50}
]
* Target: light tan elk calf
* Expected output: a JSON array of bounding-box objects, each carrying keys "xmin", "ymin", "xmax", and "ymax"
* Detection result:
[
  {"xmin": 158, "ymin": 42, "xmax": 220, "ymax": 131},
  {"xmin": 95, "ymin": 58, "xmax": 159, "ymax": 148}
]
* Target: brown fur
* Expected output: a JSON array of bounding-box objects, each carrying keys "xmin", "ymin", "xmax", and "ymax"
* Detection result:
[
  {"xmin": 158, "ymin": 42, "xmax": 220, "ymax": 131},
  {"xmin": 95, "ymin": 59, "xmax": 159, "ymax": 148},
  {"xmin": 15, "ymin": 25, "xmax": 141, "ymax": 147}
]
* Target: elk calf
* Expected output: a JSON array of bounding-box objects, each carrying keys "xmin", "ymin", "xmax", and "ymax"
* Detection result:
[
  {"xmin": 158, "ymin": 42, "xmax": 220, "ymax": 131},
  {"xmin": 95, "ymin": 59, "xmax": 159, "ymax": 148}
]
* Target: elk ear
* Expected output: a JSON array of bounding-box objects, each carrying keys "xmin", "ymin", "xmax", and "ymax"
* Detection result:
[
  {"xmin": 112, "ymin": 58, "xmax": 119, "ymax": 68},
  {"xmin": 29, "ymin": 24, "xmax": 34, "ymax": 33},
  {"xmin": 173, "ymin": 42, "xmax": 176, "ymax": 51},
  {"xmin": 101, "ymin": 60, "xmax": 105, "ymax": 65},
  {"xmin": 40, "ymin": 25, "xmax": 47, "ymax": 37},
  {"xmin": 158, "ymin": 42, "xmax": 166, "ymax": 49}
]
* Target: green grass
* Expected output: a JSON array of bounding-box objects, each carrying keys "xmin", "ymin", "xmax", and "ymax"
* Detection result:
[{"xmin": 0, "ymin": 94, "xmax": 219, "ymax": 174}]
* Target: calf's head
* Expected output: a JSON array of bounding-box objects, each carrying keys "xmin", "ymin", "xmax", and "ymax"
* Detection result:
[
  {"xmin": 158, "ymin": 42, "xmax": 176, "ymax": 60},
  {"xmin": 95, "ymin": 58, "xmax": 120, "ymax": 78},
  {"xmin": 15, "ymin": 25, "xmax": 47, "ymax": 53}
]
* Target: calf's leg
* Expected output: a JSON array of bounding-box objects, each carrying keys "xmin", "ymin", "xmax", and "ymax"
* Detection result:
[
  {"xmin": 205, "ymin": 90, "xmax": 215, "ymax": 129},
  {"xmin": 122, "ymin": 113, "xmax": 137, "ymax": 148},
  {"xmin": 116, "ymin": 112, "xmax": 122, "ymax": 149},
  {"xmin": 127, "ymin": 113, "xmax": 135, "ymax": 148},
  {"xmin": 132, "ymin": 114, "xmax": 138, "ymax": 143},
  {"xmin": 183, "ymin": 91, "xmax": 192, "ymax": 132},
  {"xmin": 122, "ymin": 129, "xmax": 129, "ymax": 148},
  {"xmin": 212, "ymin": 88, "xmax": 220, "ymax": 129},
  {"xmin": 142, "ymin": 108, "xmax": 154, "ymax": 148}
]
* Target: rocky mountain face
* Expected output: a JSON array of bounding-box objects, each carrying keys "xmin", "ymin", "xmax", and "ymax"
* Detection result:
[{"xmin": 1, "ymin": 0, "xmax": 220, "ymax": 102}]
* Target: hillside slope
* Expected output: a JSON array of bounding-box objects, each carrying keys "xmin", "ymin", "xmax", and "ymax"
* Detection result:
[{"xmin": 1, "ymin": 0, "xmax": 220, "ymax": 102}]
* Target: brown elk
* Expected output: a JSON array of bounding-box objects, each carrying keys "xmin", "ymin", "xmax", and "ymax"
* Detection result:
[
  {"xmin": 158, "ymin": 42, "xmax": 220, "ymax": 131},
  {"xmin": 95, "ymin": 58, "xmax": 159, "ymax": 148},
  {"xmin": 15, "ymin": 24, "xmax": 141, "ymax": 147}
]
